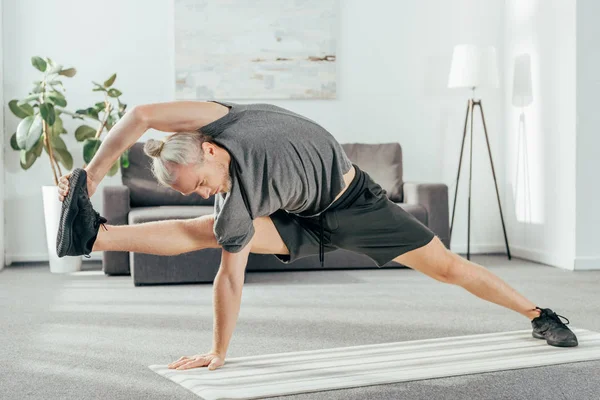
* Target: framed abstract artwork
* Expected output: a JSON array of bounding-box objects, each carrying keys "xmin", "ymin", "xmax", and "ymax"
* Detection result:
[{"xmin": 174, "ymin": 0, "xmax": 338, "ymax": 100}]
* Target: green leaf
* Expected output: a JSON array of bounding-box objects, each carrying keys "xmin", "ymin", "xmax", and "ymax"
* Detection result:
[
  {"xmin": 107, "ymin": 160, "xmax": 119, "ymax": 176},
  {"xmin": 20, "ymin": 149, "xmax": 38, "ymax": 170},
  {"xmin": 107, "ymin": 88, "xmax": 122, "ymax": 98},
  {"xmin": 117, "ymin": 102, "xmax": 127, "ymax": 119},
  {"xmin": 75, "ymin": 125, "xmax": 97, "ymax": 142},
  {"xmin": 106, "ymin": 114, "xmax": 116, "ymax": 128},
  {"xmin": 39, "ymin": 103, "xmax": 56, "ymax": 126},
  {"xmin": 47, "ymin": 63, "xmax": 63, "ymax": 75},
  {"xmin": 50, "ymin": 135, "xmax": 67, "ymax": 150},
  {"xmin": 10, "ymin": 133, "xmax": 20, "ymax": 150},
  {"xmin": 33, "ymin": 137, "xmax": 44, "ymax": 157},
  {"xmin": 50, "ymin": 136, "xmax": 73, "ymax": 170},
  {"xmin": 48, "ymin": 80, "xmax": 63, "ymax": 86},
  {"xmin": 49, "ymin": 90, "xmax": 65, "ymax": 99},
  {"xmin": 21, "ymin": 103, "xmax": 35, "ymax": 116},
  {"xmin": 18, "ymin": 94, "xmax": 39, "ymax": 105},
  {"xmin": 53, "ymin": 147, "xmax": 73, "ymax": 170},
  {"xmin": 16, "ymin": 114, "xmax": 43, "ymax": 151},
  {"xmin": 59, "ymin": 67, "xmax": 77, "ymax": 77},
  {"xmin": 46, "ymin": 94, "xmax": 67, "ymax": 107},
  {"xmin": 31, "ymin": 56, "xmax": 47, "ymax": 72},
  {"xmin": 95, "ymin": 101, "xmax": 107, "ymax": 111},
  {"xmin": 32, "ymin": 83, "xmax": 44, "ymax": 94},
  {"xmin": 9, "ymin": 100, "xmax": 32, "ymax": 118},
  {"xmin": 87, "ymin": 107, "xmax": 99, "ymax": 119},
  {"xmin": 92, "ymin": 87, "xmax": 106, "ymax": 92},
  {"xmin": 75, "ymin": 107, "xmax": 99, "ymax": 120},
  {"xmin": 104, "ymin": 73, "xmax": 117, "ymax": 88},
  {"xmin": 50, "ymin": 117, "xmax": 64, "ymax": 138},
  {"xmin": 83, "ymin": 139, "xmax": 102, "ymax": 163},
  {"xmin": 120, "ymin": 149, "xmax": 130, "ymax": 168}
]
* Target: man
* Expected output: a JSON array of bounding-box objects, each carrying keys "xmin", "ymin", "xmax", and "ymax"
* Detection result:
[{"xmin": 57, "ymin": 100, "xmax": 577, "ymax": 372}]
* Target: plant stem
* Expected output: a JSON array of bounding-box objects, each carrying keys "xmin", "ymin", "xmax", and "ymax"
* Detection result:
[
  {"xmin": 94, "ymin": 97, "xmax": 113, "ymax": 139},
  {"xmin": 43, "ymin": 122, "xmax": 60, "ymax": 185},
  {"xmin": 55, "ymin": 153, "xmax": 63, "ymax": 177},
  {"xmin": 39, "ymin": 80, "xmax": 60, "ymax": 185}
]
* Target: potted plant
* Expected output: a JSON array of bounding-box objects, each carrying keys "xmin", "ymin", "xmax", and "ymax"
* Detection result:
[{"xmin": 8, "ymin": 56, "xmax": 79, "ymax": 273}]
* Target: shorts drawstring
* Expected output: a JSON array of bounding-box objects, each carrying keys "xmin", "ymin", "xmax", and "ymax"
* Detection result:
[{"xmin": 319, "ymin": 213, "xmax": 324, "ymax": 268}]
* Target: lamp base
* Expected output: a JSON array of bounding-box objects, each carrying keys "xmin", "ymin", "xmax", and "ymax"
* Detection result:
[{"xmin": 449, "ymin": 99, "xmax": 511, "ymax": 260}]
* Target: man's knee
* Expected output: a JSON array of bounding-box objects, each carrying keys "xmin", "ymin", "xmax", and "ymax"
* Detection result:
[
  {"xmin": 424, "ymin": 246, "xmax": 459, "ymax": 284},
  {"xmin": 395, "ymin": 236, "xmax": 457, "ymax": 283},
  {"xmin": 443, "ymin": 252, "xmax": 469, "ymax": 285}
]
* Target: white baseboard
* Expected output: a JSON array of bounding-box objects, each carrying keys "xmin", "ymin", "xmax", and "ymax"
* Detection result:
[
  {"xmin": 574, "ymin": 256, "xmax": 600, "ymax": 271},
  {"xmin": 5, "ymin": 252, "xmax": 103, "ymax": 265},
  {"xmin": 508, "ymin": 245, "xmax": 573, "ymax": 270},
  {"xmin": 450, "ymin": 243, "xmax": 577, "ymax": 271}
]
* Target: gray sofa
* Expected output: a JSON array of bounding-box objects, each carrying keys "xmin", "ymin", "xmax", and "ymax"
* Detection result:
[{"xmin": 102, "ymin": 142, "xmax": 449, "ymax": 286}]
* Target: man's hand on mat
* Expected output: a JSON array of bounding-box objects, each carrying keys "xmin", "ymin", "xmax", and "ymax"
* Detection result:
[
  {"xmin": 168, "ymin": 352, "xmax": 225, "ymax": 371},
  {"xmin": 57, "ymin": 169, "xmax": 98, "ymax": 202}
]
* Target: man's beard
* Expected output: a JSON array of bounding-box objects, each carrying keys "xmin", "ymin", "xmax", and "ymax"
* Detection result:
[{"xmin": 218, "ymin": 161, "xmax": 232, "ymax": 193}]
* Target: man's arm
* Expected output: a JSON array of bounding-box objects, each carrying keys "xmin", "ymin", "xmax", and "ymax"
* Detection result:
[
  {"xmin": 85, "ymin": 101, "xmax": 228, "ymax": 184},
  {"xmin": 211, "ymin": 242, "xmax": 252, "ymax": 358}
]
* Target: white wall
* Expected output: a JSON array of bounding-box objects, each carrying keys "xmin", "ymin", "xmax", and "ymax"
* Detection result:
[
  {"xmin": 503, "ymin": 0, "xmax": 576, "ymax": 269},
  {"xmin": 575, "ymin": 0, "xmax": 600, "ymax": 270},
  {"xmin": 0, "ymin": 0, "xmax": 4, "ymax": 270},
  {"xmin": 3, "ymin": 0, "xmax": 506, "ymax": 263}
]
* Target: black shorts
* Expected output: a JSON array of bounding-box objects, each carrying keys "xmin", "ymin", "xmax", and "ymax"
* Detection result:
[{"xmin": 270, "ymin": 164, "xmax": 436, "ymax": 267}]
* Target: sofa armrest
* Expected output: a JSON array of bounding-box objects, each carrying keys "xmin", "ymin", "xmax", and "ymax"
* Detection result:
[
  {"xmin": 403, "ymin": 182, "xmax": 450, "ymax": 249},
  {"xmin": 102, "ymin": 185, "xmax": 131, "ymax": 275}
]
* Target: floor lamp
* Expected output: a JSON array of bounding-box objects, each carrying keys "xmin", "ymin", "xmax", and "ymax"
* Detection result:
[{"xmin": 448, "ymin": 44, "xmax": 511, "ymax": 260}]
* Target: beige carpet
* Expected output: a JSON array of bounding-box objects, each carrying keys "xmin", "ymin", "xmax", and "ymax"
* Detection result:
[{"xmin": 149, "ymin": 327, "xmax": 600, "ymax": 400}]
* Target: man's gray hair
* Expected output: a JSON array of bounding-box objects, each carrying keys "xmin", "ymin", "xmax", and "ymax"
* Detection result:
[{"xmin": 143, "ymin": 131, "xmax": 214, "ymax": 186}]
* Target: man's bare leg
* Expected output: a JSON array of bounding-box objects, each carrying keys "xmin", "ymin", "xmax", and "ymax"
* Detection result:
[
  {"xmin": 394, "ymin": 236, "xmax": 541, "ymax": 321},
  {"xmin": 92, "ymin": 215, "xmax": 289, "ymax": 256}
]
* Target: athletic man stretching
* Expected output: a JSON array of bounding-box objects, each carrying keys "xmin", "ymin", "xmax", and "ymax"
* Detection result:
[{"xmin": 56, "ymin": 101, "xmax": 578, "ymax": 371}]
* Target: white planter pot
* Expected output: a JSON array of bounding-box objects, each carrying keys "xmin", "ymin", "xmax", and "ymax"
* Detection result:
[{"xmin": 42, "ymin": 185, "xmax": 82, "ymax": 273}]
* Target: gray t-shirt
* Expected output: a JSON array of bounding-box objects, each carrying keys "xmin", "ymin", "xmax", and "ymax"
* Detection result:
[{"xmin": 199, "ymin": 101, "xmax": 353, "ymax": 253}]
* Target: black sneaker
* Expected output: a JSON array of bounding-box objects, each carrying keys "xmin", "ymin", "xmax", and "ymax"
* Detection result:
[
  {"xmin": 531, "ymin": 307, "xmax": 578, "ymax": 347},
  {"xmin": 56, "ymin": 168, "xmax": 108, "ymax": 258}
]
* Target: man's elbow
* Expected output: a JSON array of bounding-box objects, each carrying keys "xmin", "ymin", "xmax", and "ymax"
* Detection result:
[
  {"xmin": 219, "ymin": 246, "xmax": 250, "ymax": 282},
  {"xmin": 128, "ymin": 105, "xmax": 149, "ymax": 129}
]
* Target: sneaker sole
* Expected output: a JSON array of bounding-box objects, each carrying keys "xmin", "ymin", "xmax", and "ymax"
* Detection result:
[
  {"xmin": 56, "ymin": 169, "xmax": 86, "ymax": 257},
  {"xmin": 532, "ymin": 331, "xmax": 579, "ymax": 347}
]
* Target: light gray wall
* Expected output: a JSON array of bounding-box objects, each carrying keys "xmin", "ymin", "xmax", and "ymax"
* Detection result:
[
  {"xmin": 3, "ymin": 0, "xmax": 506, "ymax": 263},
  {"xmin": 0, "ymin": 0, "xmax": 4, "ymax": 271},
  {"xmin": 575, "ymin": 0, "xmax": 600, "ymax": 270},
  {"xmin": 503, "ymin": 0, "xmax": 576, "ymax": 269}
]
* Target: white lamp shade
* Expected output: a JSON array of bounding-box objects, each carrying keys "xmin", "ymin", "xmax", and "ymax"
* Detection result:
[{"xmin": 448, "ymin": 44, "xmax": 500, "ymax": 89}]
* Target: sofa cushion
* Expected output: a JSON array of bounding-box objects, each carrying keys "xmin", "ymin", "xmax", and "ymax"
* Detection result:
[
  {"xmin": 128, "ymin": 206, "xmax": 214, "ymax": 224},
  {"xmin": 341, "ymin": 143, "xmax": 403, "ymax": 202},
  {"xmin": 122, "ymin": 142, "xmax": 214, "ymax": 207}
]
